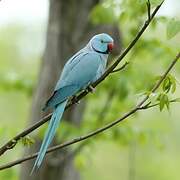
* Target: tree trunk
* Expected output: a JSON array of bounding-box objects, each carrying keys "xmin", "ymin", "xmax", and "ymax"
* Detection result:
[{"xmin": 20, "ymin": 0, "xmax": 121, "ymax": 179}]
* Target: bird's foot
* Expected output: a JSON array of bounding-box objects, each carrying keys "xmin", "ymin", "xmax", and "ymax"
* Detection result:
[
  {"xmin": 86, "ymin": 85, "xmax": 95, "ymax": 93},
  {"xmin": 72, "ymin": 95, "xmax": 80, "ymax": 104}
]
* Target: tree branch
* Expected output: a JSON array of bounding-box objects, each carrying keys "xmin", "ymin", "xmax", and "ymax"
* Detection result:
[
  {"xmin": 57, "ymin": 96, "xmax": 180, "ymax": 165},
  {"xmin": 111, "ymin": 61, "xmax": 129, "ymax": 73},
  {"xmin": 0, "ymin": 1, "xmax": 164, "ymax": 156},
  {"xmin": 138, "ymin": 98, "xmax": 180, "ymax": 110},
  {"xmin": 0, "ymin": 51, "xmax": 179, "ymax": 171}
]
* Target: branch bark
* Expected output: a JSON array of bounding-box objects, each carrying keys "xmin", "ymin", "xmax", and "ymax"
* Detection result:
[
  {"xmin": 0, "ymin": 51, "xmax": 179, "ymax": 171},
  {"xmin": 0, "ymin": 1, "xmax": 164, "ymax": 157}
]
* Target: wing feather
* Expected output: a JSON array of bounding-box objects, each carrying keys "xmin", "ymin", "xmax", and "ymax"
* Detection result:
[{"xmin": 43, "ymin": 52, "xmax": 102, "ymax": 111}]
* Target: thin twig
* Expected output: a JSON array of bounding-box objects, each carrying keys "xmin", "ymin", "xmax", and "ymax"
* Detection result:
[
  {"xmin": 111, "ymin": 62, "xmax": 129, "ymax": 73},
  {"xmin": 0, "ymin": 51, "xmax": 179, "ymax": 171},
  {"xmin": 0, "ymin": 1, "xmax": 164, "ymax": 156},
  {"xmin": 137, "ymin": 52, "xmax": 180, "ymax": 108},
  {"xmin": 146, "ymin": 0, "xmax": 151, "ymax": 21},
  {"xmin": 138, "ymin": 97, "xmax": 180, "ymax": 110}
]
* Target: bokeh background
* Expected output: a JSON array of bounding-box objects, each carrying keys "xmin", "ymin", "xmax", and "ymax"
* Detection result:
[{"xmin": 0, "ymin": 0, "xmax": 180, "ymax": 180}]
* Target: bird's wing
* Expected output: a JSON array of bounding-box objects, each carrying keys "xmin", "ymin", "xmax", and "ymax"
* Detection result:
[
  {"xmin": 56, "ymin": 51, "xmax": 86, "ymax": 86},
  {"xmin": 43, "ymin": 84, "xmax": 79, "ymax": 111},
  {"xmin": 43, "ymin": 52, "xmax": 102, "ymax": 110},
  {"xmin": 60, "ymin": 52, "xmax": 101, "ymax": 87}
]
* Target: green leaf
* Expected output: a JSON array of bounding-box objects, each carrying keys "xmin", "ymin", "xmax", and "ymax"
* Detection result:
[
  {"xmin": 169, "ymin": 74, "xmax": 177, "ymax": 93},
  {"xmin": 20, "ymin": 136, "xmax": 35, "ymax": 147},
  {"xmin": 157, "ymin": 93, "xmax": 170, "ymax": 111},
  {"xmin": 162, "ymin": 75, "xmax": 177, "ymax": 94},
  {"xmin": 162, "ymin": 76, "xmax": 171, "ymax": 93},
  {"xmin": 159, "ymin": 95, "xmax": 165, "ymax": 111},
  {"xmin": 167, "ymin": 18, "xmax": 180, "ymax": 39},
  {"xmin": 171, "ymin": 79, "xmax": 176, "ymax": 93},
  {"xmin": 164, "ymin": 94, "xmax": 170, "ymax": 110}
]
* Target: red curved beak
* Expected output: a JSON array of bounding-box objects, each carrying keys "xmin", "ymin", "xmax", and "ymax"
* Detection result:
[{"xmin": 108, "ymin": 42, "xmax": 114, "ymax": 52}]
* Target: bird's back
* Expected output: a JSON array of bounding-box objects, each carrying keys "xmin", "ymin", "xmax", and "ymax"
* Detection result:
[{"xmin": 44, "ymin": 49, "xmax": 107, "ymax": 110}]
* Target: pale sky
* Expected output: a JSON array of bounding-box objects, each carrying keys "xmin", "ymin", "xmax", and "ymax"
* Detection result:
[
  {"xmin": 0, "ymin": 0, "xmax": 179, "ymax": 25},
  {"xmin": 0, "ymin": 0, "xmax": 49, "ymax": 25}
]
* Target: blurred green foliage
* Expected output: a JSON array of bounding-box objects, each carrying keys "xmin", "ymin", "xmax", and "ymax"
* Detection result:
[
  {"xmin": 167, "ymin": 18, "xmax": 180, "ymax": 39},
  {"xmin": 0, "ymin": 0, "xmax": 180, "ymax": 179},
  {"xmin": 0, "ymin": 24, "xmax": 44, "ymax": 179}
]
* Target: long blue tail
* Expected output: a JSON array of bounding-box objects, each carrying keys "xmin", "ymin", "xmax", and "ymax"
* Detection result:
[{"xmin": 31, "ymin": 100, "xmax": 68, "ymax": 174}]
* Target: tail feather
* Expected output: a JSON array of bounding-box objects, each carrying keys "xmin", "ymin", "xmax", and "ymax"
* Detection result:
[{"xmin": 31, "ymin": 100, "xmax": 68, "ymax": 174}]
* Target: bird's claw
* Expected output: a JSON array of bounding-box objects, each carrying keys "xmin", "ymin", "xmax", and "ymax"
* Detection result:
[
  {"xmin": 72, "ymin": 96, "xmax": 80, "ymax": 104},
  {"xmin": 86, "ymin": 85, "xmax": 95, "ymax": 93}
]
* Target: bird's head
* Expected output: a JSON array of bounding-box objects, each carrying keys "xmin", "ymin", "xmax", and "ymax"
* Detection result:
[{"xmin": 90, "ymin": 33, "xmax": 114, "ymax": 54}]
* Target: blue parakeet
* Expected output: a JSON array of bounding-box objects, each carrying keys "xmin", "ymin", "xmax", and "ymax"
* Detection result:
[{"xmin": 31, "ymin": 33, "xmax": 114, "ymax": 173}]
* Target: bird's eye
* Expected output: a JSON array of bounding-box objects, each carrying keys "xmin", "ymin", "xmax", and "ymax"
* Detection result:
[{"xmin": 101, "ymin": 40, "xmax": 104, "ymax": 43}]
